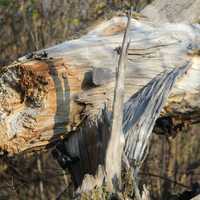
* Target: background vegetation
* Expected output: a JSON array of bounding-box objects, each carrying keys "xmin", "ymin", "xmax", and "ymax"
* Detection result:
[{"xmin": 0, "ymin": 0, "xmax": 151, "ymax": 65}]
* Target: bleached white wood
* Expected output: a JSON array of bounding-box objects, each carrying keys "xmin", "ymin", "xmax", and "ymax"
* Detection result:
[
  {"xmin": 105, "ymin": 12, "xmax": 131, "ymax": 191},
  {"xmin": 141, "ymin": 0, "xmax": 200, "ymax": 23}
]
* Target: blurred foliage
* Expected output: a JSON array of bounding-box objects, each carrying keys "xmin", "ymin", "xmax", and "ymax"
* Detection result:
[
  {"xmin": 141, "ymin": 124, "xmax": 200, "ymax": 200},
  {"xmin": 0, "ymin": 0, "xmax": 152, "ymax": 65},
  {"xmin": 0, "ymin": 0, "xmax": 11, "ymax": 7},
  {"xmin": 0, "ymin": 152, "xmax": 74, "ymax": 200}
]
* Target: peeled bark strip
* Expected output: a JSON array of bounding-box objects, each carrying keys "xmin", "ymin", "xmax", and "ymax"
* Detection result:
[{"xmin": 0, "ymin": 17, "xmax": 200, "ymax": 156}]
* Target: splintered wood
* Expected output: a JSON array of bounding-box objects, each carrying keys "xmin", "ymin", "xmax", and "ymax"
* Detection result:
[{"xmin": 0, "ymin": 16, "xmax": 200, "ymax": 156}]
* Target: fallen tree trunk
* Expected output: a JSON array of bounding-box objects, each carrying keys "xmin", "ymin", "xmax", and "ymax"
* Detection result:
[
  {"xmin": 141, "ymin": 0, "xmax": 200, "ymax": 23},
  {"xmin": 0, "ymin": 16, "xmax": 200, "ymax": 158}
]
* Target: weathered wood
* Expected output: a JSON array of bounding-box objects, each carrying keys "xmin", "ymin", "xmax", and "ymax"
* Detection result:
[
  {"xmin": 64, "ymin": 109, "xmax": 110, "ymax": 187},
  {"xmin": 92, "ymin": 68, "xmax": 114, "ymax": 86},
  {"xmin": 191, "ymin": 194, "xmax": 200, "ymax": 200},
  {"xmin": 0, "ymin": 16, "xmax": 200, "ymax": 157},
  {"xmin": 123, "ymin": 62, "xmax": 191, "ymax": 165},
  {"xmin": 141, "ymin": 185, "xmax": 151, "ymax": 200},
  {"xmin": 105, "ymin": 10, "xmax": 131, "ymax": 191},
  {"xmin": 141, "ymin": 0, "xmax": 200, "ymax": 23}
]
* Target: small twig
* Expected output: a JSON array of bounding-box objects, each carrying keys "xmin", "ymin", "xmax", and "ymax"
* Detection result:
[
  {"xmin": 105, "ymin": 7, "xmax": 132, "ymax": 191},
  {"xmin": 37, "ymin": 155, "xmax": 45, "ymax": 200},
  {"xmin": 0, "ymin": 61, "xmax": 22, "ymax": 75},
  {"xmin": 139, "ymin": 172, "xmax": 191, "ymax": 189},
  {"xmin": 141, "ymin": 185, "xmax": 151, "ymax": 200},
  {"xmin": 56, "ymin": 187, "xmax": 68, "ymax": 200},
  {"xmin": 0, "ymin": 176, "xmax": 15, "ymax": 190},
  {"xmin": 128, "ymin": 167, "xmax": 142, "ymax": 200},
  {"xmin": 62, "ymin": 170, "xmax": 68, "ymax": 185}
]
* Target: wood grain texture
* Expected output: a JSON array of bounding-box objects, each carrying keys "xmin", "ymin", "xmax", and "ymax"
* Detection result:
[
  {"xmin": 141, "ymin": 0, "xmax": 200, "ymax": 23},
  {"xmin": 123, "ymin": 62, "xmax": 191, "ymax": 166},
  {"xmin": 105, "ymin": 12, "xmax": 131, "ymax": 191},
  {"xmin": 0, "ymin": 17, "xmax": 200, "ymax": 155}
]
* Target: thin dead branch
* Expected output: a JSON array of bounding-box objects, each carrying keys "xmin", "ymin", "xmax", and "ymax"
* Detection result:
[{"xmin": 105, "ymin": 8, "xmax": 132, "ymax": 191}]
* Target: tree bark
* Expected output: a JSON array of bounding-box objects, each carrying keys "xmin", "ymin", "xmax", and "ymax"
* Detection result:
[{"xmin": 0, "ymin": 18, "xmax": 200, "ymax": 189}]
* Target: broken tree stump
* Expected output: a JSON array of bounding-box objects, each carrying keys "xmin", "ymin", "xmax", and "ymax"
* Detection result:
[{"xmin": 0, "ymin": 17, "xmax": 200, "ymax": 190}]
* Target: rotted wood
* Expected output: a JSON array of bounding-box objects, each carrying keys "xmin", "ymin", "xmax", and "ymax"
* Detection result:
[{"xmin": 0, "ymin": 16, "xmax": 200, "ymax": 157}]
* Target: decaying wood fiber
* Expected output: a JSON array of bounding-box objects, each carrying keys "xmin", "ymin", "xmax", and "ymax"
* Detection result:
[{"xmin": 0, "ymin": 17, "xmax": 200, "ymax": 155}]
